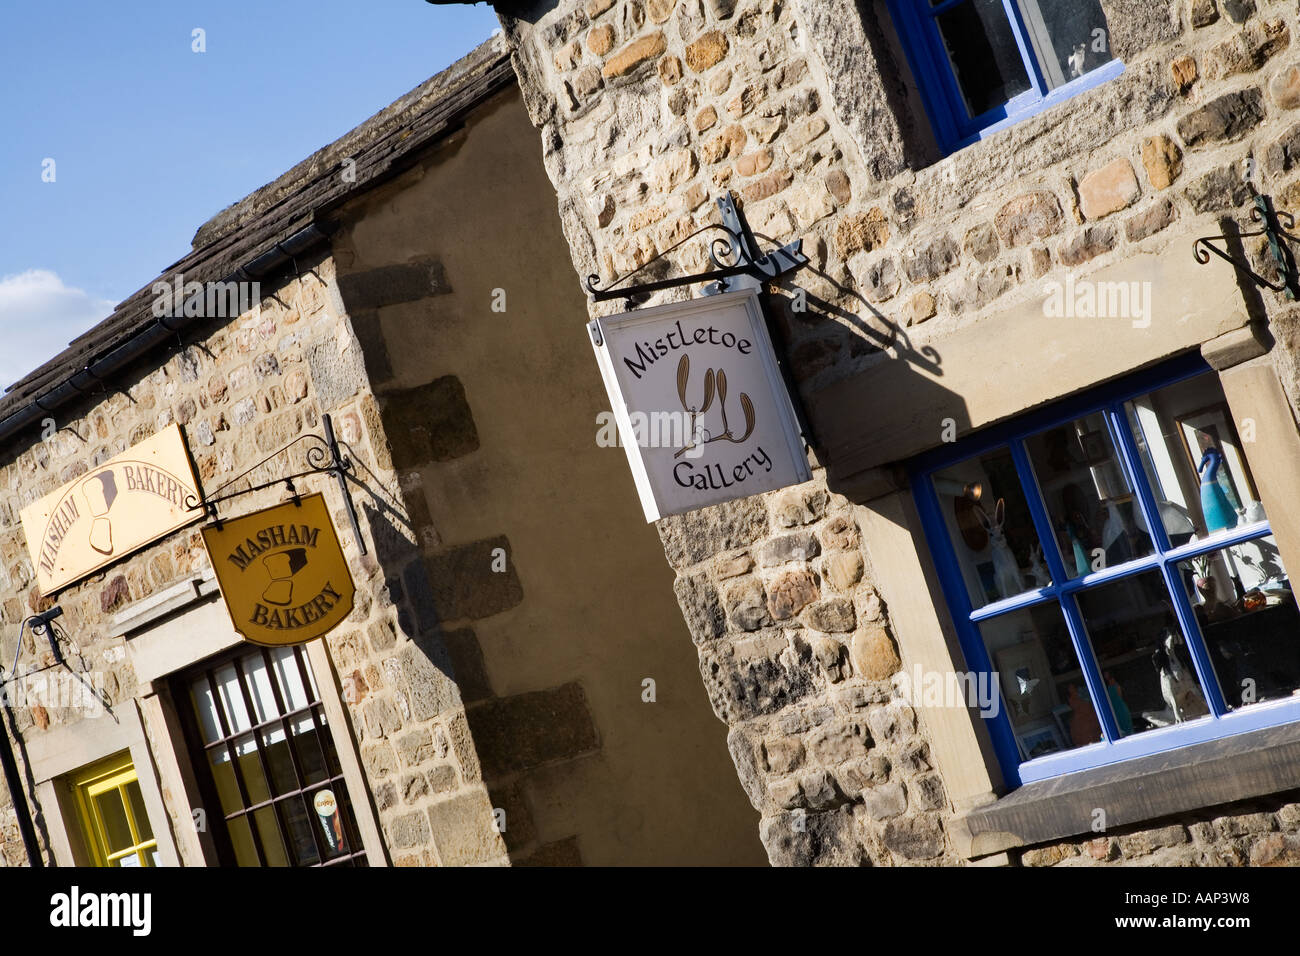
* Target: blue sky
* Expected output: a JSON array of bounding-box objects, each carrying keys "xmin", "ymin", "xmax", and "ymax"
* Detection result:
[{"xmin": 0, "ymin": 0, "xmax": 500, "ymax": 389}]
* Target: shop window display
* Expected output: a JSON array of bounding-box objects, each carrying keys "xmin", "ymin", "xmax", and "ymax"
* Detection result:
[{"xmin": 915, "ymin": 361, "xmax": 1298, "ymax": 784}]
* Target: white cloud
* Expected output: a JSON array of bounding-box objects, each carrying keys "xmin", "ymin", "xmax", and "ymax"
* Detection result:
[{"xmin": 0, "ymin": 270, "xmax": 114, "ymax": 392}]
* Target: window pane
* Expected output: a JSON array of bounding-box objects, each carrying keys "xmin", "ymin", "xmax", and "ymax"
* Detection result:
[
  {"xmin": 228, "ymin": 815, "xmax": 260, "ymax": 867},
  {"xmin": 1123, "ymin": 376, "xmax": 1262, "ymax": 542},
  {"xmin": 1075, "ymin": 571, "xmax": 1211, "ymax": 735},
  {"xmin": 933, "ymin": 447, "xmax": 1046, "ymax": 608},
  {"xmin": 1026, "ymin": 412, "xmax": 1153, "ymax": 578},
  {"xmin": 125, "ymin": 780, "xmax": 153, "ymax": 841},
  {"xmin": 280, "ymin": 798, "xmax": 322, "ymax": 867},
  {"xmin": 979, "ymin": 605, "xmax": 1101, "ymax": 759},
  {"xmin": 254, "ymin": 806, "xmax": 290, "ymax": 867},
  {"xmin": 93, "ymin": 789, "xmax": 134, "ymax": 854},
  {"xmin": 1178, "ymin": 536, "xmax": 1299, "ymax": 710},
  {"xmin": 935, "ymin": 0, "xmax": 1032, "ymax": 119},
  {"xmin": 1014, "ymin": 0, "xmax": 1113, "ymax": 90},
  {"xmin": 262, "ymin": 730, "xmax": 300, "ymax": 796}
]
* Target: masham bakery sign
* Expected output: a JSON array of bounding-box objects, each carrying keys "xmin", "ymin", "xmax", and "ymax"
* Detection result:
[{"xmin": 590, "ymin": 289, "xmax": 810, "ymax": 521}]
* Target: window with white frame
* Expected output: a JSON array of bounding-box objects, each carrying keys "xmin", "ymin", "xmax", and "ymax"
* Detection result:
[
  {"xmin": 886, "ymin": 0, "xmax": 1123, "ymax": 153},
  {"xmin": 913, "ymin": 357, "xmax": 1300, "ymax": 786}
]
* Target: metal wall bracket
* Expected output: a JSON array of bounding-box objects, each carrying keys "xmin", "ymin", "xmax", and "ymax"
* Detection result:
[
  {"xmin": 585, "ymin": 191, "xmax": 809, "ymax": 304},
  {"xmin": 185, "ymin": 413, "xmax": 368, "ymax": 555},
  {"xmin": 1194, "ymin": 190, "xmax": 1300, "ymax": 300}
]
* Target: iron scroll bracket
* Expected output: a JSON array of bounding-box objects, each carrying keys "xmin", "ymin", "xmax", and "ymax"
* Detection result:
[
  {"xmin": 585, "ymin": 192, "xmax": 810, "ymax": 304},
  {"xmin": 184, "ymin": 412, "xmax": 368, "ymax": 555},
  {"xmin": 1194, "ymin": 190, "xmax": 1300, "ymax": 301}
]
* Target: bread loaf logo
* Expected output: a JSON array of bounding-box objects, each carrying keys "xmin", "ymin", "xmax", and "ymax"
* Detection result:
[
  {"xmin": 20, "ymin": 425, "xmax": 202, "ymax": 594},
  {"xmin": 201, "ymin": 492, "xmax": 355, "ymax": 647}
]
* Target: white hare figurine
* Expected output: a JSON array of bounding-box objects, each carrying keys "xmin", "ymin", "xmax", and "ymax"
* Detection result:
[
  {"xmin": 1026, "ymin": 543, "xmax": 1051, "ymax": 589},
  {"xmin": 977, "ymin": 498, "xmax": 1025, "ymax": 600}
]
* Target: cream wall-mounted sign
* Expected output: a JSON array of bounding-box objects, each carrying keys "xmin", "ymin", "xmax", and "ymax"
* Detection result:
[
  {"xmin": 20, "ymin": 424, "xmax": 202, "ymax": 595},
  {"xmin": 201, "ymin": 493, "xmax": 355, "ymax": 647},
  {"xmin": 590, "ymin": 288, "xmax": 811, "ymax": 521}
]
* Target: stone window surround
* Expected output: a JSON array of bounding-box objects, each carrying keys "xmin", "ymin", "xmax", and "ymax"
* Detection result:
[
  {"xmin": 26, "ymin": 699, "xmax": 180, "ymax": 867},
  {"xmin": 855, "ymin": 323, "xmax": 1300, "ymax": 859},
  {"xmin": 82, "ymin": 570, "xmax": 390, "ymax": 866}
]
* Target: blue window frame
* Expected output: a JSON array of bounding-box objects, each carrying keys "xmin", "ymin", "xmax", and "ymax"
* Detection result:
[
  {"xmin": 885, "ymin": 0, "xmax": 1126, "ymax": 154},
  {"xmin": 911, "ymin": 354, "xmax": 1300, "ymax": 787}
]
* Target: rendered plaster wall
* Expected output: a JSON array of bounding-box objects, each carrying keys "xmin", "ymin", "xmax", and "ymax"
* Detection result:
[
  {"xmin": 330, "ymin": 86, "xmax": 765, "ymax": 865},
  {"xmin": 498, "ymin": 0, "xmax": 1300, "ymax": 865}
]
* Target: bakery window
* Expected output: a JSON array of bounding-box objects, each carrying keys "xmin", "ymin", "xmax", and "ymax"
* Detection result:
[
  {"xmin": 70, "ymin": 751, "xmax": 159, "ymax": 867},
  {"xmin": 173, "ymin": 643, "xmax": 367, "ymax": 866},
  {"xmin": 913, "ymin": 356, "xmax": 1299, "ymax": 786},
  {"xmin": 885, "ymin": 0, "xmax": 1124, "ymax": 153}
]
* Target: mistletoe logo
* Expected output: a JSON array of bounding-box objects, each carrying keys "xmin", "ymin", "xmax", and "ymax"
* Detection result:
[{"xmin": 674, "ymin": 353, "xmax": 756, "ymax": 459}]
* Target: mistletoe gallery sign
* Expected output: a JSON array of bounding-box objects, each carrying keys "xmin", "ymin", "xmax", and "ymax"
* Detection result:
[{"xmin": 590, "ymin": 289, "xmax": 810, "ymax": 521}]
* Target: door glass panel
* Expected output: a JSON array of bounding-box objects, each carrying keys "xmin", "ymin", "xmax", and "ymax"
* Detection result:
[
  {"xmin": 1075, "ymin": 571, "xmax": 1211, "ymax": 735},
  {"xmin": 935, "ymin": 0, "xmax": 1032, "ymax": 118},
  {"xmin": 1026, "ymin": 411, "xmax": 1152, "ymax": 577},
  {"xmin": 933, "ymin": 447, "xmax": 1046, "ymax": 608},
  {"xmin": 979, "ymin": 604, "xmax": 1102, "ymax": 759},
  {"xmin": 1176, "ymin": 537, "xmax": 1299, "ymax": 710}
]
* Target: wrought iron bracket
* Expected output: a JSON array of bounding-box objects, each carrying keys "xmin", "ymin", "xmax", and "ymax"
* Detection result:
[
  {"xmin": 1194, "ymin": 190, "xmax": 1300, "ymax": 300},
  {"xmin": 585, "ymin": 191, "xmax": 809, "ymax": 304},
  {"xmin": 185, "ymin": 413, "xmax": 368, "ymax": 555}
]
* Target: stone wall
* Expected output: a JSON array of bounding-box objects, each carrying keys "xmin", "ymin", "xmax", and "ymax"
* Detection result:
[
  {"xmin": 1017, "ymin": 789, "xmax": 1300, "ymax": 867},
  {"xmin": 499, "ymin": 0, "xmax": 1300, "ymax": 864}
]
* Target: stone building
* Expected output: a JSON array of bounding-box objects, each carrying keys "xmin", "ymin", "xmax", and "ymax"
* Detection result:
[
  {"xmin": 7, "ymin": 0, "xmax": 1300, "ymax": 869},
  {"xmin": 0, "ymin": 37, "xmax": 764, "ymax": 867},
  {"xmin": 481, "ymin": 0, "xmax": 1300, "ymax": 866}
]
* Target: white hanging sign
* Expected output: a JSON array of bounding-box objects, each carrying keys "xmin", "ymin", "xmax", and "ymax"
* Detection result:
[{"xmin": 590, "ymin": 289, "xmax": 810, "ymax": 522}]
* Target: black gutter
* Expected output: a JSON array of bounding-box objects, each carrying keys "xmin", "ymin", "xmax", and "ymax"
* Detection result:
[{"xmin": 0, "ymin": 222, "xmax": 332, "ymax": 447}]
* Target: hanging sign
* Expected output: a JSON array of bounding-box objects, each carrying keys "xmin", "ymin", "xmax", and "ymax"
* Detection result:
[
  {"xmin": 590, "ymin": 288, "xmax": 810, "ymax": 521},
  {"xmin": 20, "ymin": 423, "xmax": 202, "ymax": 595},
  {"xmin": 201, "ymin": 492, "xmax": 354, "ymax": 647}
]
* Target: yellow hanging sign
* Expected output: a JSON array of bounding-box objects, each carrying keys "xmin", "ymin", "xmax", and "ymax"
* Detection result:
[{"xmin": 201, "ymin": 493, "xmax": 355, "ymax": 647}]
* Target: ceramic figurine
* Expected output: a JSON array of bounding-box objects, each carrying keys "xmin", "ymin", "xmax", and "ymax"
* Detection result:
[
  {"xmin": 1153, "ymin": 629, "xmax": 1208, "ymax": 722},
  {"xmin": 976, "ymin": 498, "xmax": 1024, "ymax": 600},
  {"xmin": 1105, "ymin": 674, "xmax": 1133, "ymax": 736},
  {"xmin": 1026, "ymin": 543, "xmax": 1052, "ymax": 588},
  {"xmin": 1198, "ymin": 447, "xmax": 1238, "ymax": 533}
]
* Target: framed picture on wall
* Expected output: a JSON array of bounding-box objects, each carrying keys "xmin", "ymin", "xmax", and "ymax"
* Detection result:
[
  {"xmin": 1176, "ymin": 404, "xmax": 1258, "ymax": 511},
  {"xmin": 1015, "ymin": 722, "xmax": 1066, "ymax": 761},
  {"xmin": 995, "ymin": 640, "xmax": 1055, "ymax": 725}
]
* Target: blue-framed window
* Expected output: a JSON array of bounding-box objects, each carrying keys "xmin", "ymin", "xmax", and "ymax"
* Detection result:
[
  {"xmin": 911, "ymin": 354, "xmax": 1300, "ymax": 787},
  {"xmin": 885, "ymin": 0, "xmax": 1126, "ymax": 154}
]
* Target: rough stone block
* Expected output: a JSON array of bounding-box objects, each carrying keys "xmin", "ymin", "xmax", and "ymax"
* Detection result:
[
  {"xmin": 1176, "ymin": 88, "xmax": 1264, "ymax": 148},
  {"xmin": 464, "ymin": 682, "xmax": 599, "ymax": 778},
  {"xmin": 674, "ymin": 570, "xmax": 727, "ymax": 642},
  {"xmin": 426, "ymin": 789, "xmax": 503, "ymax": 866},
  {"xmin": 378, "ymin": 375, "xmax": 479, "ymax": 468},
  {"xmin": 337, "ymin": 259, "xmax": 451, "ymax": 310},
  {"xmin": 425, "ymin": 535, "xmax": 524, "ymax": 622},
  {"xmin": 1078, "ymin": 158, "xmax": 1141, "ymax": 220}
]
